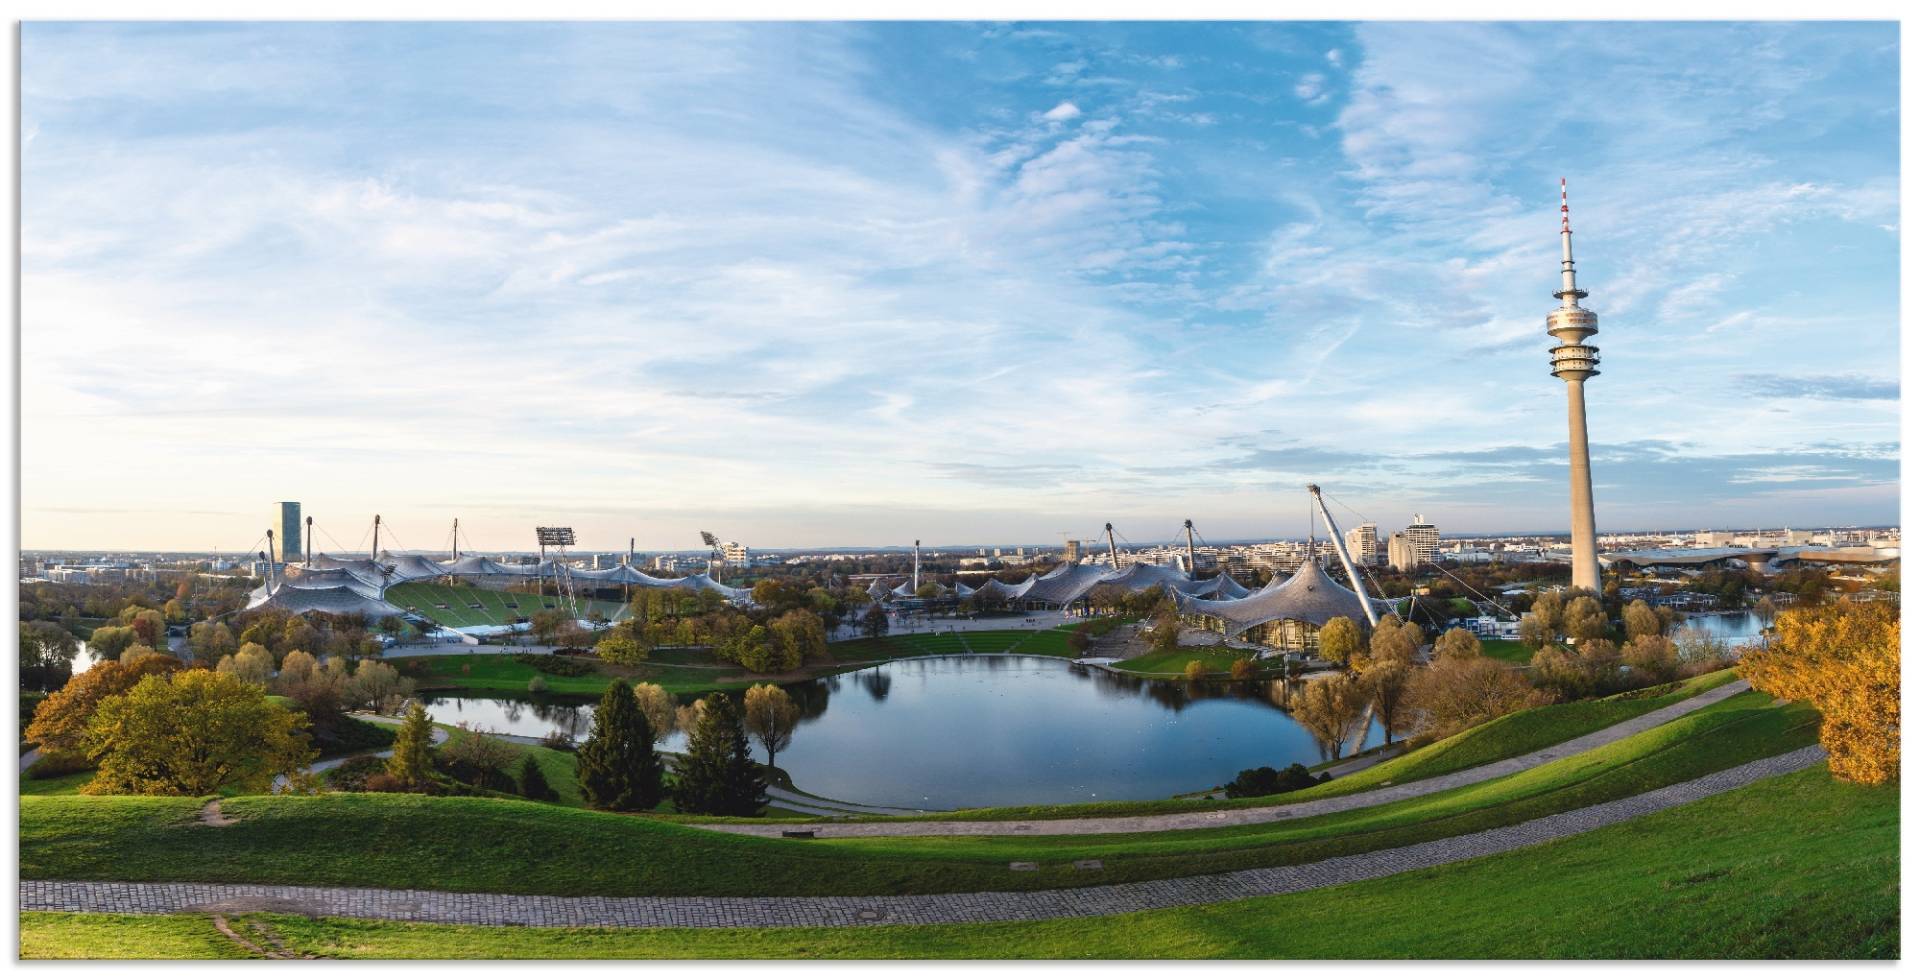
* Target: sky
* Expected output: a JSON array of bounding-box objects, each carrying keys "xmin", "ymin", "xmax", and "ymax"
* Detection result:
[{"xmin": 20, "ymin": 21, "xmax": 1901, "ymax": 553}]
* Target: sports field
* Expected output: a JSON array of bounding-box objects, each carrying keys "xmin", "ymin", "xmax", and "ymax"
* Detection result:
[{"xmin": 384, "ymin": 581, "xmax": 627, "ymax": 629}]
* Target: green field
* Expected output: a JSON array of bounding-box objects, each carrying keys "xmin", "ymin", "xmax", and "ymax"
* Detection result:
[
  {"xmin": 384, "ymin": 581, "xmax": 627, "ymax": 630},
  {"xmin": 19, "ymin": 762, "xmax": 1894, "ymax": 959},
  {"xmin": 18, "ymin": 686, "xmax": 1815, "ymax": 899},
  {"xmin": 1110, "ymin": 647, "xmax": 1278, "ymax": 676},
  {"xmin": 1479, "ymin": 638, "xmax": 1536, "ymax": 664}
]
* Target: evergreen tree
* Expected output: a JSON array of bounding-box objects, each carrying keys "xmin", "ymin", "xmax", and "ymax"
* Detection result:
[
  {"xmin": 517, "ymin": 754, "xmax": 558, "ymax": 802},
  {"xmin": 385, "ymin": 701, "xmax": 435, "ymax": 788},
  {"xmin": 671, "ymin": 693, "xmax": 768, "ymax": 816},
  {"xmin": 576, "ymin": 679, "xmax": 664, "ymax": 811}
]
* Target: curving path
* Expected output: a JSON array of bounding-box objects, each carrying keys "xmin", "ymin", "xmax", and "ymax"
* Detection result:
[
  {"xmin": 19, "ymin": 745, "xmax": 1825, "ymax": 929},
  {"xmin": 697, "ymin": 678, "xmax": 1756, "ymax": 839}
]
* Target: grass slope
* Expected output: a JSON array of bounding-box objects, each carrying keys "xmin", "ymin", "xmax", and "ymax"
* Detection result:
[
  {"xmin": 18, "ymin": 690, "xmax": 1814, "ymax": 898},
  {"xmin": 20, "ymin": 764, "xmax": 1895, "ymax": 959}
]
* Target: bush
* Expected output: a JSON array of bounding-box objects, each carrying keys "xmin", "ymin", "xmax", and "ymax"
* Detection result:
[
  {"xmin": 1223, "ymin": 763, "xmax": 1328, "ymax": 799},
  {"xmin": 528, "ymin": 675, "xmax": 548, "ymax": 695},
  {"xmin": 321, "ymin": 754, "xmax": 389, "ymax": 791},
  {"xmin": 362, "ymin": 772, "xmax": 408, "ymax": 793},
  {"xmin": 313, "ymin": 716, "xmax": 398, "ymax": 758},
  {"xmin": 539, "ymin": 731, "xmax": 576, "ymax": 753},
  {"xmin": 26, "ymin": 749, "xmax": 93, "ymax": 779},
  {"xmin": 1229, "ymin": 657, "xmax": 1257, "ymax": 680},
  {"xmin": 1184, "ymin": 659, "xmax": 1207, "ymax": 680},
  {"xmin": 437, "ymin": 728, "xmax": 521, "ymax": 793}
]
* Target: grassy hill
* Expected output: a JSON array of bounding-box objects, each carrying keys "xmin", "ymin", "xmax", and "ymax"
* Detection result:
[
  {"xmin": 384, "ymin": 581, "xmax": 627, "ymax": 630},
  {"xmin": 18, "ymin": 687, "xmax": 1816, "ymax": 899},
  {"xmin": 20, "ymin": 761, "xmax": 1894, "ymax": 958}
]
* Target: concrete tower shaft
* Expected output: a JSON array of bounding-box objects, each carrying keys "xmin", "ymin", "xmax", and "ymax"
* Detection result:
[{"xmin": 1550, "ymin": 178, "xmax": 1602, "ymax": 593}]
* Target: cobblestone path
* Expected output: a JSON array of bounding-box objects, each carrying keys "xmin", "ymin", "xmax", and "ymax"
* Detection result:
[
  {"xmin": 21, "ymin": 744, "xmax": 1823, "ymax": 929},
  {"xmin": 700, "ymin": 678, "xmax": 1755, "ymax": 838}
]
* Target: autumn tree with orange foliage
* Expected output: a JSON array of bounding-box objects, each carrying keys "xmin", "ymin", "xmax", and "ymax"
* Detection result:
[{"xmin": 1739, "ymin": 601, "xmax": 1898, "ymax": 785}]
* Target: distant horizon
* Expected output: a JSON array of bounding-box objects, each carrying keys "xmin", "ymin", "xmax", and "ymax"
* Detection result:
[{"xmin": 24, "ymin": 521, "xmax": 1901, "ymax": 559}]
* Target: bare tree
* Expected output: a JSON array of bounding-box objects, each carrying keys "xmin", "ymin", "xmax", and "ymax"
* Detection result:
[
  {"xmin": 743, "ymin": 683, "xmax": 802, "ymax": 769},
  {"xmin": 1292, "ymin": 674, "xmax": 1370, "ymax": 759}
]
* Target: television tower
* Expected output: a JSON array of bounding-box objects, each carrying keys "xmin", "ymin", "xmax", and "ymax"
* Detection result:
[{"xmin": 1548, "ymin": 178, "xmax": 1602, "ymax": 592}]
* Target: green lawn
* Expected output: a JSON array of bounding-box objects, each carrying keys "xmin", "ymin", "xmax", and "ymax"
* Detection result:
[
  {"xmin": 1479, "ymin": 638, "xmax": 1535, "ymax": 664},
  {"xmin": 384, "ymin": 581, "xmax": 627, "ymax": 630},
  {"xmin": 1110, "ymin": 647, "xmax": 1278, "ymax": 677},
  {"xmin": 20, "ymin": 763, "xmax": 1895, "ymax": 958},
  {"xmin": 17, "ymin": 688, "xmax": 1815, "ymax": 899}
]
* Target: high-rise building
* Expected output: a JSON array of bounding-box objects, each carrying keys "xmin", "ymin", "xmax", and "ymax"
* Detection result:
[
  {"xmin": 1547, "ymin": 179, "xmax": 1603, "ymax": 592},
  {"xmin": 1063, "ymin": 539, "xmax": 1081, "ymax": 563},
  {"xmin": 1387, "ymin": 532, "xmax": 1416, "ymax": 572},
  {"xmin": 720, "ymin": 541, "xmax": 750, "ymax": 567},
  {"xmin": 1345, "ymin": 522, "xmax": 1381, "ymax": 566},
  {"xmin": 1405, "ymin": 514, "xmax": 1438, "ymax": 567},
  {"xmin": 279, "ymin": 502, "xmax": 302, "ymax": 564}
]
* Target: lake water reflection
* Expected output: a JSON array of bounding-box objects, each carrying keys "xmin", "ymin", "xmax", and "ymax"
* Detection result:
[{"xmin": 421, "ymin": 654, "xmax": 1383, "ymax": 809}]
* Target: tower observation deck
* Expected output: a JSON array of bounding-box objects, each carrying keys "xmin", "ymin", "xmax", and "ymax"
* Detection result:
[{"xmin": 1550, "ymin": 178, "xmax": 1603, "ymax": 592}]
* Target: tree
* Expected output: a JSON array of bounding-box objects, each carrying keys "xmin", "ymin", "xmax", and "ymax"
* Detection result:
[
  {"xmin": 1432, "ymin": 627, "xmax": 1482, "ymax": 661},
  {"xmin": 386, "ymin": 701, "xmax": 435, "ymax": 788},
  {"xmin": 1145, "ymin": 602, "xmax": 1183, "ymax": 652},
  {"xmin": 1365, "ymin": 662, "xmax": 1414, "ymax": 744},
  {"xmin": 275, "ymin": 649, "xmax": 319, "ymax": 692},
  {"xmin": 1365, "ymin": 617, "xmax": 1424, "ymax": 670},
  {"xmin": 1292, "ymin": 674, "xmax": 1369, "ymax": 758},
  {"xmin": 87, "ymin": 624, "xmax": 139, "ymax": 661},
  {"xmin": 1223, "ymin": 763, "xmax": 1324, "ymax": 798},
  {"xmin": 671, "ymin": 693, "xmax": 767, "ymax": 816},
  {"xmin": 1518, "ymin": 612, "xmax": 1554, "ymax": 651},
  {"xmin": 860, "ymin": 603, "xmax": 890, "ymax": 639},
  {"xmin": 1410, "ymin": 655, "xmax": 1546, "ymax": 739},
  {"xmin": 127, "ymin": 608, "xmax": 169, "ymax": 650},
  {"xmin": 349, "ymin": 659, "xmax": 414, "ymax": 713},
  {"xmin": 439, "ymin": 727, "xmax": 520, "ymax": 791},
  {"xmin": 1317, "ymin": 616, "xmax": 1362, "ymax": 667},
  {"xmin": 25, "ymin": 655, "xmax": 185, "ymax": 758},
  {"xmin": 1739, "ymin": 601, "xmax": 1898, "ymax": 785},
  {"xmin": 576, "ymin": 680, "xmax": 665, "ymax": 811},
  {"xmin": 1529, "ymin": 590, "xmax": 1566, "ymax": 637},
  {"xmin": 82, "ymin": 671, "xmax": 314, "ymax": 796},
  {"xmin": 19, "ymin": 621, "xmax": 77, "ymax": 692},
  {"xmin": 217, "ymin": 643, "xmax": 275, "ymax": 687},
  {"xmin": 1230, "ymin": 657, "xmax": 1257, "ymax": 680},
  {"xmin": 1623, "ymin": 633, "xmax": 1679, "ymax": 683},
  {"xmin": 596, "ymin": 631, "xmax": 650, "ymax": 666},
  {"xmin": 769, "ymin": 610, "xmax": 829, "ymax": 667},
  {"xmin": 1066, "ymin": 628, "xmax": 1092, "ymax": 657},
  {"xmin": 1562, "ymin": 596, "xmax": 1609, "ymax": 643},
  {"xmin": 1184, "ymin": 659, "xmax": 1207, "ymax": 680},
  {"xmin": 743, "ymin": 683, "xmax": 801, "ymax": 768},
  {"xmin": 727, "ymin": 626, "xmax": 783, "ymax": 673},
  {"xmin": 1673, "ymin": 627, "xmax": 1733, "ymax": 669},
  {"xmin": 186, "ymin": 620, "xmax": 238, "ymax": 668},
  {"xmin": 1622, "ymin": 599, "xmax": 1664, "ymax": 640},
  {"xmin": 528, "ymin": 609, "xmax": 571, "ymax": 646},
  {"xmin": 517, "ymin": 755, "xmax": 558, "ymax": 802},
  {"xmin": 631, "ymin": 682, "xmax": 677, "ymax": 744}
]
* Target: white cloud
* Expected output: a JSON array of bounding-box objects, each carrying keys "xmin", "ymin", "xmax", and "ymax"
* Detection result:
[{"xmin": 1041, "ymin": 100, "xmax": 1081, "ymax": 122}]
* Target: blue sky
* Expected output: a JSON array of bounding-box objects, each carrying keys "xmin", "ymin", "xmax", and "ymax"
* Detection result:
[{"xmin": 20, "ymin": 21, "xmax": 1900, "ymax": 552}]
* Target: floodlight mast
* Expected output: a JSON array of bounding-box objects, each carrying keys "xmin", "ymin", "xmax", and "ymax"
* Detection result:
[{"xmin": 1307, "ymin": 484, "xmax": 1379, "ymax": 628}]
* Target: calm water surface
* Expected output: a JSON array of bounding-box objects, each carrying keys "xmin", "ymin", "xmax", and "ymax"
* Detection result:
[{"xmin": 421, "ymin": 654, "xmax": 1383, "ymax": 809}]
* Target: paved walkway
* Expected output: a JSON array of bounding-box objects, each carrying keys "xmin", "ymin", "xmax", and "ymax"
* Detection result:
[
  {"xmin": 697, "ymin": 678, "xmax": 1755, "ymax": 838},
  {"xmin": 19, "ymin": 744, "xmax": 1825, "ymax": 929}
]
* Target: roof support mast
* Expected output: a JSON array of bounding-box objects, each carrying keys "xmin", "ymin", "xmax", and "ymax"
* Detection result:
[
  {"xmin": 1105, "ymin": 523, "xmax": 1121, "ymax": 570},
  {"xmin": 912, "ymin": 540, "xmax": 921, "ymax": 592},
  {"xmin": 371, "ymin": 514, "xmax": 381, "ymax": 561},
  {"xmin": 1308, "ymin": 484, "xmax": 1379, "ymax": 628},
  {"xmin": 305, "ymin": 516, "xmax": 313, "ymax": 566},
  {"xmin": 1183, "ymin": 519, "xmax": 1197, "ymax": 579}
]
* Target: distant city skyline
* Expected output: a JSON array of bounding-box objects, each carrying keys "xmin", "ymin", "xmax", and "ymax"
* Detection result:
[{"xmin": 21, "ymin": 22, "xmax": 1900, "ymax": 551}]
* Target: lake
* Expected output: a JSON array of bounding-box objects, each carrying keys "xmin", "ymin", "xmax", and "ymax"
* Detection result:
[
  {"xmin": 420, "ymin": 654, "xmax": 1384, "ymax": 810},
  {"xmin": 1679, "ymin": 611, "xmax": 1767, "ymax": 640}
]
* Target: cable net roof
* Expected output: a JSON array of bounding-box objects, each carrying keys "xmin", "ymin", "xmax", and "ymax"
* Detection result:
[{"xmin": 1172, "ymin": 559, "xmax": 1384, "ymax": 637}]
